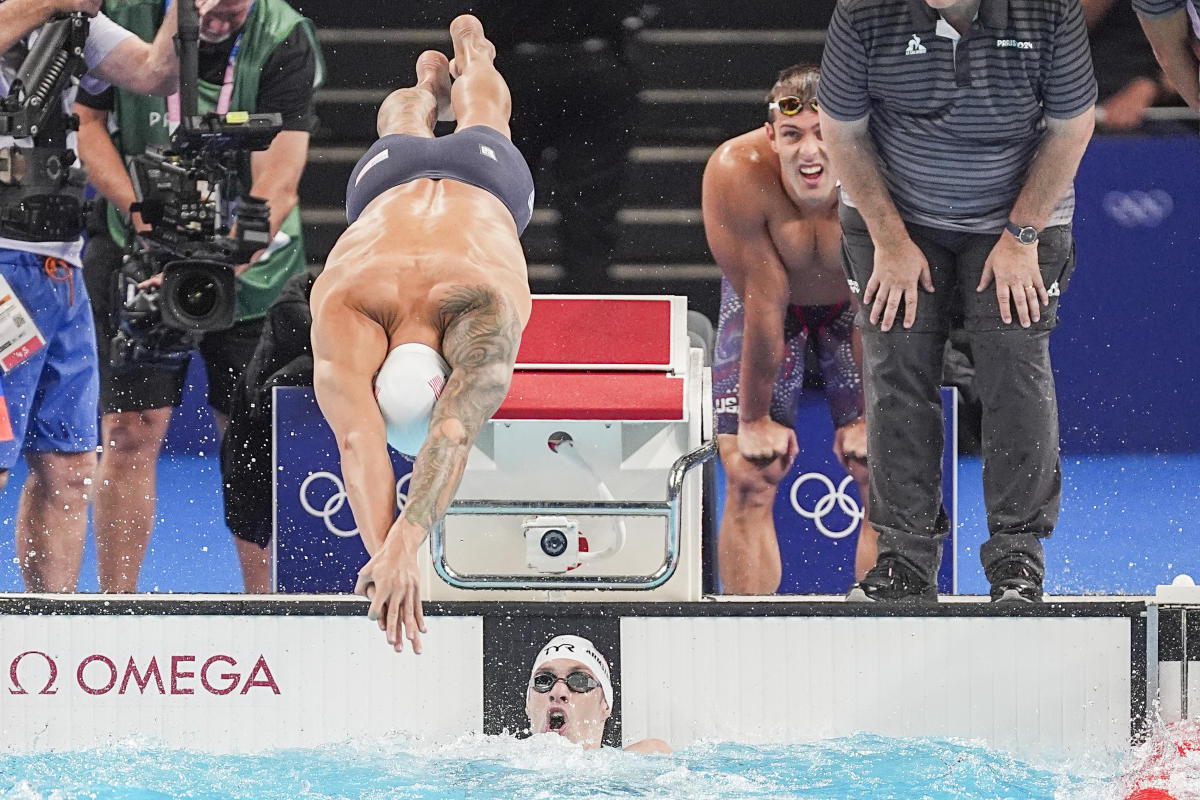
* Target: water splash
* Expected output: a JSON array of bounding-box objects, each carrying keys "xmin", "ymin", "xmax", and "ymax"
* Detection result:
[
  {"xmin": 1112, "ymin": 718, "xmax": 1200, "ymax": 800},
  {"xmin": 0, "ymin": 733, "xmax": 1130, "ymax": 800}
]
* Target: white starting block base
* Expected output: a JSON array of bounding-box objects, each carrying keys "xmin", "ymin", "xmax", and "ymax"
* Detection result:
[{"xmin": 420, "ymin": 295, "xmax": 712, "ymax": 602}]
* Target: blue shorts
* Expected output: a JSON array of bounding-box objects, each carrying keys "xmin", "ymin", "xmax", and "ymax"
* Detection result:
[
  {"xmin": 345, "ymin": 125, "xmax": 535, "ymax": 235},
  {"xmin": 0, "ymin": 249, "xmax": 99, "ymax": 469}
]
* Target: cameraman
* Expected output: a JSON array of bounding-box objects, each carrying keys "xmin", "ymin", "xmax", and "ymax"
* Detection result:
[
  {"xmin": 0, "ymin": 0, "xmax": 178, "ymax": 592},
  {"xmin": 75, "ymin": 0, "xmax": 321, "ymax": 592}
]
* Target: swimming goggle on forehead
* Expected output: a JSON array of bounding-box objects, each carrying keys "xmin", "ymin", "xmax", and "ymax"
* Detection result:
[
  {"xmin": 768, "ymin": 96, "xmax": 819, "ymax": 116},
  {"xmin": 531, "ymin": 670, "xmax": 601, "ymax": 694}
]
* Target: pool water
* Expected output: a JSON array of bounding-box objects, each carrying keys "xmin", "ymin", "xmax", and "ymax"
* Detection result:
[{"xmin": 0, "ymin": 732, "xmax": 1149, "ymax": 800}]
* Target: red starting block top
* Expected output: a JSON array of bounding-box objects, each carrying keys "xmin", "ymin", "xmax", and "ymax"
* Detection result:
[
  {"xmin": 516, "ymin": 296, "xmax": 678, "ymax": 369},
  {"xmin": 500, "ymin": 296, "xmax": 688, "ymax": 420},
  {"xmin": 496, "ymin": 371, "xmax": 684, "ymax": 421}
]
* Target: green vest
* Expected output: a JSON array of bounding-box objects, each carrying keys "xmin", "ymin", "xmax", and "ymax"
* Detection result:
[{"xmin": 102, "ymin": 0, "xmax": 323, "ymax": 321}]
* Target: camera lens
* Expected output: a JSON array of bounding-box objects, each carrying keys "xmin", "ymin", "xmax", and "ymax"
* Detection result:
[
  {"xmin": 173, "ymin": 273, "xmax": 218, "ymax": 320},
  {"xmin": 540, "ymin": 529, "xmax": 568, "ymax": 558}
]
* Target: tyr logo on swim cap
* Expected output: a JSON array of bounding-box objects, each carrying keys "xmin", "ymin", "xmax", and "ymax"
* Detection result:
[
  {"xmin": 530, "ymin": 634, "xmax": 614, "ymax": 710},
  {"xmin": 373, "ymin": 343, "xmax": 451, "ymax": 457}
]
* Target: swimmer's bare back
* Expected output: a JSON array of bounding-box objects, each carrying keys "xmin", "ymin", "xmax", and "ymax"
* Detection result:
[{"xmin": 311, "ymin": 177, "xmax": 532, "ymax": 353}]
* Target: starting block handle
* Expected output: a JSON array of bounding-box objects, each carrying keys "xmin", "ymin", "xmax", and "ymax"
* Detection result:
[{"xmin": 429, "ymin": 439, "xmax": 717, "ymax": 591}]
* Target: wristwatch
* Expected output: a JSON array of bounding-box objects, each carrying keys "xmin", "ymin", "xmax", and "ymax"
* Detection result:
[{"xmin": 1005, "ymin": 221, "xmax": 1040, "ymax": 245}]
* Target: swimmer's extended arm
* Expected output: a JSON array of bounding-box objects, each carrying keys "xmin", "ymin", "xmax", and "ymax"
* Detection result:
[
  {"xmin": 702, "ymin": 145, "xmax": 796, "ymax": 466},
  {"xmin": 357, "ymin": 285, "xmax": 521, "ymax": 653},
  {"xmin": 396, "ymin": 286, "xmax": 521, "ymax": 538},
  {"xmin": 311, "ymin": 304, "xmax": 395, "ymax": 556}
]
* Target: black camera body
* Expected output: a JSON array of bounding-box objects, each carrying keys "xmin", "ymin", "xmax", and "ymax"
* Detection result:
[{"xmin": 111, "ymin": 110, "xmax": 281, "ymax": 371}]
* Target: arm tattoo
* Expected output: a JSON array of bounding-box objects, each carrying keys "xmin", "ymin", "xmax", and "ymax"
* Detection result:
[{"xmin": 401, "ymin": 286, "xmax": 522, "ymax": 534}]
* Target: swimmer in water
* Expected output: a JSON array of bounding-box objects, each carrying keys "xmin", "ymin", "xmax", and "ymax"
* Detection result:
[
  {"xmin": 310, "ymin": 15, "xmax": 534, "ymax": 654},
  {"xmin": 525, "ymin": 635, "xmax": 671, "ymax": 753}
]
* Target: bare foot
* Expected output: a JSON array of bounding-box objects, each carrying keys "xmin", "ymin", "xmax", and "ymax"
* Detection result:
[
  {"xmin": 415, "ymin": 50, "xmax": 454, "ymax": 122},
  {"xmin": 449, "ymin": 14, "xmax": 496, "ymax": 72}
]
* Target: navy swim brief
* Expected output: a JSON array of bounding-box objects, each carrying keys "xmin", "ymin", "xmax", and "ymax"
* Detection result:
[{"xmin": 345, "ymin": 125, "xmax": 535, "ymax": 235}]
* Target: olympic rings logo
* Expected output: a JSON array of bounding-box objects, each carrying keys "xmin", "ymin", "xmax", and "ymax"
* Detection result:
[
  {"xmin": 299, "ymin": 471, "xmax": 412, "ymax": 538},
  {"xmin": 789, "ymin": 472, "xmax": 863, "ymax": 540},
  {"xmin": 395, "ymin": 473, "xmax": 410, "ymax": 512},
  {"xmin": 1102, "ymin": 190, "xmax": 1174, "ymax": 228}
]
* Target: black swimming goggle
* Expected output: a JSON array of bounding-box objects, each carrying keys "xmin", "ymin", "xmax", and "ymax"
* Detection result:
[
  {"xmin": 531, "ymin": 670, "xmax": 601, "ymax": 694},
  {"xmin": 768, "ymin": 96, "xmax": 819, "ymax": 116}
]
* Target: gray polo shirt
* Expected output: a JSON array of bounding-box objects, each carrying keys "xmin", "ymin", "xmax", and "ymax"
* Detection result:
[{"xmin": 818, "ymin": 0, "xmax": 1097, "ymax": 233}]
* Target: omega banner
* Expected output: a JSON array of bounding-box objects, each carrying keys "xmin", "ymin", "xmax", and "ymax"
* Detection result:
[
  {"xmin": 274, "ymin": 386, "xmax": 956, "ymax": 595},
  {"xmin": 0, "ymin": 613, "xmax": 482, "ymax": 752}
]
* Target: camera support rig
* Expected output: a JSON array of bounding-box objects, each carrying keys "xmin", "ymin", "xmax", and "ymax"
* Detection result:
[
  {"xmin": 0, "ymin": 12, "xmax": 91, "ymax": 242},
  {"xmin": 0, "ymin": 12, "xmax": 89, "ymax": 140}
]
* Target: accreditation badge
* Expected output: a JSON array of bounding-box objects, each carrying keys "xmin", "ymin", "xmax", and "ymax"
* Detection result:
[{"xmin": 0, "ymin": 274, "xmax": 45, "ymax": 372}]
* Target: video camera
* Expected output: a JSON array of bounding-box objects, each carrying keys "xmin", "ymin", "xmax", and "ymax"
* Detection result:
[
  {"xmin": 111, "ymin": 0, "xmax": 283, "ymax": 371},
  {"xmin": 111, "ymin": 111, "xmax": 281, "ymax": 371}
]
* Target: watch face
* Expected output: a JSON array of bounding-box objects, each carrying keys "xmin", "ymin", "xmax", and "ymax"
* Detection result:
[{"xmin": 1018, "ymin": 227, "xmax": 1038, "ymax": 245}]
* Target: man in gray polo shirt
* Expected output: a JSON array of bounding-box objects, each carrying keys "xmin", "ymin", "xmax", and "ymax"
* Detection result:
[
  {"xmin": 1134, "ymin": 0, "xmax": 1200, "ymax": 112},
  {"xmin": 818, "ymin": 0, "xmax": 1096, "ymax": 603}
]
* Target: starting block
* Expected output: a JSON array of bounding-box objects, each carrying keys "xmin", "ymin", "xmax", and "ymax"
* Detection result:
[
  {"xmin": 421, "ymin": 295, "xmax": 715, "ymax": 601},
  {"xmin": 271, "ymin": 295, "xmax": 714, "ymax": 600}
]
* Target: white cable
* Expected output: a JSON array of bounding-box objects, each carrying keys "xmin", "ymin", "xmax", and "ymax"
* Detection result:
[{"xmin": 553, "ymin": 439, "xmax": 627, "ymax": 561}]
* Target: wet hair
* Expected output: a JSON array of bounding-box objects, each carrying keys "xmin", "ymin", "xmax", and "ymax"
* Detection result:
[{"xmin": 766, "ymin": 65, "xmax": 820, "ymax": 122}]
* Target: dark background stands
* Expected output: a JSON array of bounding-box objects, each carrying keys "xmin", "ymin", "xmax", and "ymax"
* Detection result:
[{"xmin": 480, "ymin": 1, "xmax": 642, "ymax": 295}]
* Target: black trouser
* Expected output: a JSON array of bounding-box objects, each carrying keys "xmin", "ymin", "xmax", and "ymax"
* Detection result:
[
  {"xmin": 499, "ymin": 43, "xmax": 639, "ymax": 294},
  {"xmin": 221, "ymin": 267, "xmax": 319, "ymax": 547},
  {"xmin": 839, "ymin": 204, "xmax": 1077, "ymax": 586}
]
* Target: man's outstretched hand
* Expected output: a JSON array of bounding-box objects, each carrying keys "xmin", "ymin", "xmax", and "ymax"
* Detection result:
[{"xmin": 354, "ymin": 538, "xmax": 426, "ymax": 654}]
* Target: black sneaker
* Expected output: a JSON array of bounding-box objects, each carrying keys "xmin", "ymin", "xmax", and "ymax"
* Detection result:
[
  {"xmin": 989, "ymin": 561, "xmax": 1044, "ymax": 603},
  {"xmin": 846, "ymin": 558, "xmax": 938, "ymax": 603}
]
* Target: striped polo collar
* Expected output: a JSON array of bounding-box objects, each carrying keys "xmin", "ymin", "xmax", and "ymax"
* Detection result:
[{"xmin": 905, "ymin": 0, "xmax": 1011, "ymax": 30}]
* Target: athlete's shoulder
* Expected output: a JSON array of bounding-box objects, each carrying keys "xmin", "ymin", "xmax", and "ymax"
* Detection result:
[
  {"xmin": 706, "ymin": 128, "xmax": 777, "ymax": 183},
  {"xmin": 623, "ymin": 737, "xmax": 672, "ymax": 755}
]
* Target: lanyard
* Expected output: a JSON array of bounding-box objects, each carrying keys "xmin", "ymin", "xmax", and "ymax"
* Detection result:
[{"xmin": 166, "ymin": 6, "xmax": 250, "ymax": 126}]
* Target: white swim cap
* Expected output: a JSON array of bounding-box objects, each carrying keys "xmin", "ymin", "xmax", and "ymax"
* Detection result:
[
  {"xmin": 374, "ymin": 343, "xmax": 451, "ymax": 457},
  {"xmin": 530, "ymin": 635, "xmax": 613, "ymax": 710}
]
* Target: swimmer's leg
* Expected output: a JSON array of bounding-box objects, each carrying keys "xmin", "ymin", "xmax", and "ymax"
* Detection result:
[
  {"xmin": 447, "ymin": 14, "xmax": 512, "ymax": 139},
  {"xmin": 376, "ymin": 50, "xmax": 452, "ymax": 138}
]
